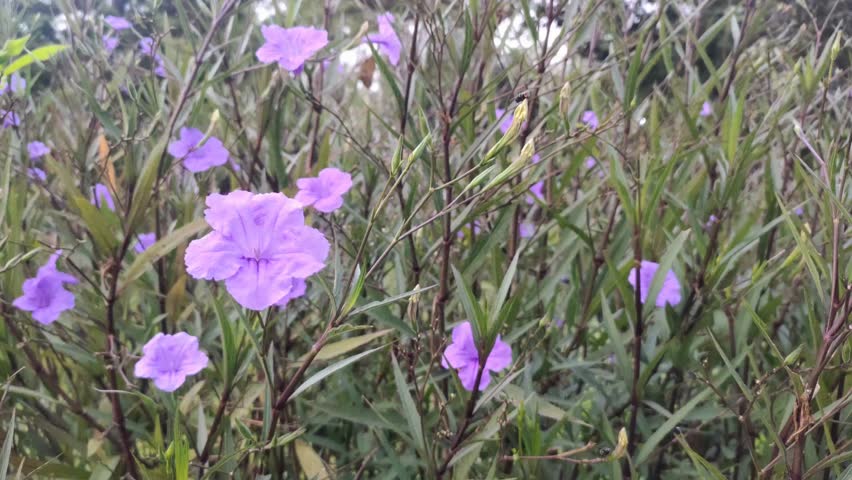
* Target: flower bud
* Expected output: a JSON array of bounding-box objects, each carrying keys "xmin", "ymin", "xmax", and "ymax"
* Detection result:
[{"xmin": 559, "ymin": 80, "xmax": 571, "ymax": 116}]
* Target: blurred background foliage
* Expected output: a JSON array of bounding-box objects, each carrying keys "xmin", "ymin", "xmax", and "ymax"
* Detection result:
[{"xmin": 1, "ymin": 0, "xmax": 852, "ymax": 478}]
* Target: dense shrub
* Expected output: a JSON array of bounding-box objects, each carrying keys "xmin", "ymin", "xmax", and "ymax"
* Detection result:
[{"xmin": 0, "ymin": 0, "xmax": 851, "ymax": 478}]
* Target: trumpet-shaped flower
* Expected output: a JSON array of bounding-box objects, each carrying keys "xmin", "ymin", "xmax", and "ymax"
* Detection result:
[
  {"xmin": 27, "ymin": 141, "xmax": 50, "ymax": 159},
  {"xmin": 134, "ymin": 332, "xmax": 208, "ymax": 392},
  {"xmin": 442, "ymin": 321, "xmax": 512, "ymax": 391},
  {"xmin": 104, "ymin": 15, "xmax": 132, "ymax": 30},
  {"xmin": 185, "ymin": 191, "xmax": 330, "ymax": 310},
  {"xmin": 12, "ymin": 251, "xmax": 78, "ymax": 324}
]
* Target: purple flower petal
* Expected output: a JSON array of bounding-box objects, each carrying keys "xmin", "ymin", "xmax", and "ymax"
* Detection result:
[
  {"xmin": 627, "ymin": 260, "xmax": 682, "ymax": 307},
  {"xmin": 700, "ymin": 101, "xmax": 712, "ymax": 117},
  {"xmin": 256, "ymin": 25, "xmax": 329, "ymax": 73},
  {"xmin": 581, "ymin": 110, "xmax": 598, "ymax": 130},
  {"xmin": 168, "ymin": 127, "xmax": 229, "ymax": 172},
  {"xmin": 526, "ymin": 181, "xmax": 544, "ymax": 205},
  {"xmin": 12, "ymin": 251, "xmax": 78, "ymax": 325},
  {"xmin": 442, "ymin": 321, "xmax": 512, "ymax": 392},
  {"xmin": 134, "ymin": 332, "xmax": 208, "ymax": 392},
  {"xmin": 134, "ymin": 232, "xmax": 156, "ymax": 253},
  {"xmin": 27, "ymin": 141, "xmax": 50, "ymax": 160},
  {"xmin": 0, "ymin": 73, "xmax": 26, "ymax": 95},
  {"xmin": 1, "ymin": 110, "xmax": 20, "ymax": 129},
  {"xmin": 90, "ymin": 183, "xmax": 116, "ymax": 211},
  {"xmin": 364, "ymin": 12, "xmax": 402, "ymax": 66},
  {"xmin": 185, "ymin": 191, "xmax": 330, "ymax": 311},
  {"xmin": 27, "ymin": 167, "xmax": 47, "ymax": 182},
  {"xmin": 295, "ymin": 167, "xmax": 353, "ymax": 213},
  {"xmin": 519, "ymin": 222, "xmax": 535, "ymax": 238},
  {"xmin": 103, "ymin": 35, "xmax": 119, "ymax": 53},
  {"xmin": 104, "ymin": 15, "xmax": 132, "ymax": 30}
]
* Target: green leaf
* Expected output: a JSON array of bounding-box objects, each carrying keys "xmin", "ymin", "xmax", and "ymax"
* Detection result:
[
  {"xmin": 3, "ymin": 44, "xmax": 68, "ymax": 75},
  {"xmin": 119, "ymin": 218, "xmax": 208, "ymax": 290},
  {"xmin": 0, "ymin": 410, "xmax": 14, "ymax": 480},
  {"xmin": 125, "ymin": 137, "xmax": 168, "ymax": 235},
  {"xmin": 391, "ymin": 354, "xmax": 426, "ymax": 454},
  {"xmin": 290, "ymin": 346, "xmax": 385, "ymax": 400},
  {"xmin": 0, "ymin": 36, "xmax": 29, "ymax": 58},
  {"xmin": 299, "ymin": 329, "xmax": 392, "ymax": 362},
  {"xmin": 294, "ymin": 440, "xmax": 330, "ymax": 480}
]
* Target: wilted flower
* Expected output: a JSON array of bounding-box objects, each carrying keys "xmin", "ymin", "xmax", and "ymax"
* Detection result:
[
  {"xmin": 138, "ymin": 37, "xmax": 166, "ymax": 77},
  {"xmin": 12, "ymin": 251, "xmax": 78, "ymax": 325},
  {"xmin": 1, "ymin": 110, "xmax": 20, "ymax": 129},
  {"xmin": 700, "ymin": 101, "xmax": 713, "ymax": 117},
  {"xmin": 441, "ymin": 321, "xmax": 512, "ymax": 391},
  {"xmin": 581, "ymin": 110, "xmax": 599, "ymax": 130},
  {"xmin": 0, "ymin": 73, "xmax": 25, "ymax": 95},
  {"xmin": 526, "ymin": 181, "xmax": 544, "ymax": 205},
  {"xmin": 27, "ymin": 167, "xmax": 47, "ymax": 182},
  {"xmin": 364, "ymin": 12, "xmax": 402, "ymax": 66},
  {"xmin": 91, "ymin": 183, "xmax": 116, "ymax": 211},
  {"xmin": 104, "ymin": 15, "xmax": 132, "ymax": 30},
  {"xmin": 27, "ymin": 141, "xmax": 50, "ymax": 160},
  {"xmin": 134, "ymin": 332, "xmax": 208, "ymax": 392},
  {"xmin": 256, "ymin": 25, "xmax": 328, "ymax": 74},
  {"xmin": 134, "ymin": 232, "xmax": 156, "ymax": 253},
  {"xmin": 627, "ymin": 260, "xmax": 682, "ymax": 307},
  {"xmin": 185, "ymin": 191, "xmax": 330, "ymax": 311},
  {"xmin": 295, "ymin": 167, "xmax": 353, "ymax": 213},
  {"xmin": 167, "ymin": 127, "xmax": 229, "ymax": 173},
  {"xmin": 103, "ymin": 35, "xmax": 119, "ymax": 53},
  {"xmin": 519, "ymin": 221, "xmax": 535, "ymax": 238}
]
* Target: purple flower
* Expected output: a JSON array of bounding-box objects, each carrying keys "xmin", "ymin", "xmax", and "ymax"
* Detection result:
[
  {"xmin": 581, "ymin": 110, "xmax": 598, "ymax": 130},
  {"xmin": 2, "ymin": 110, "xmax": 20, "ymax": 129},
  {"xmin": 103, "ymin": 35, "xmax": 119, "ymax": 53},
  {"xmin": 705, "ymin": 214, "xmax": 719, "ymax": 229},
  {"xmin": 441, "ymin": 321, "xmax": 512, "ymax": 391},
  {"xmin": 27, "ymin": 141, "xmax": 50, "ymax": 160},
  {"xmin": 256, "ymin": 25, "xmax": 329, "ymax": 73},
  {"xmin": 364, "ymin": 12, "xmax": 402, "ymax": 66},
  {"xmin": 531, "ymin": 153, "xmax": 541, "ymax": 164},
  {"xmin": 90, "ymin": 183, "xmax": 116, "ymax": 211},
  {"xmin": 138, "ymin": 37, "xmax": 157, "ymax": 56},
  {"xmin": 27, "ymin": 167, "xmax": 47, "ymax": 182},
  {"xmin": 138, "ymin": 37, "xmax": 166, "ymax": 77},
  {"xmin": 519, "ymin": 221, "xmax": 535, "ymax": 238},
  {"xmin": 526, "ymin": 181, "xmax": 544, "ymax": 205},
  {"xmin": 167, "ymin": 127, "xmax": 229, "ymax": 173},
  {"xmin": 134, "ymin": 332, "xmax": 208, "ymax": 392},
  {"xmin": 12, "ymin": 251, "xmax": 78, "ymax": 325},
  {"xmin": 185, "ymin": 191, "xmax": 330, "ymax": 311},
  {"xmin": 700, "ymin": 101, "xmax": 712, "ymax": 117},
  {"xmin": 795, "ymin": 206, "xmax": 804, "ymax": 216},
  {"xmin": 585, "ymin": 156, "xmax": 605, "ymax": 178},
  {"xmin": 295, "ymin": 167, "xmax": 353, "ymax": 213},
  {"xmin": 0, "ymin": 73, "xmax": 25, "ymax": 95},
  {"xmin": 134, "ymin": 232, "xmax": 156, "ymax": 253},
  {"xmin": 104, "ymin": 15, "xmax": 132, "ymax": 30},
  {"xmin": 627, "ymin": 260, "xmax": 682, "ymax": 307}
]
